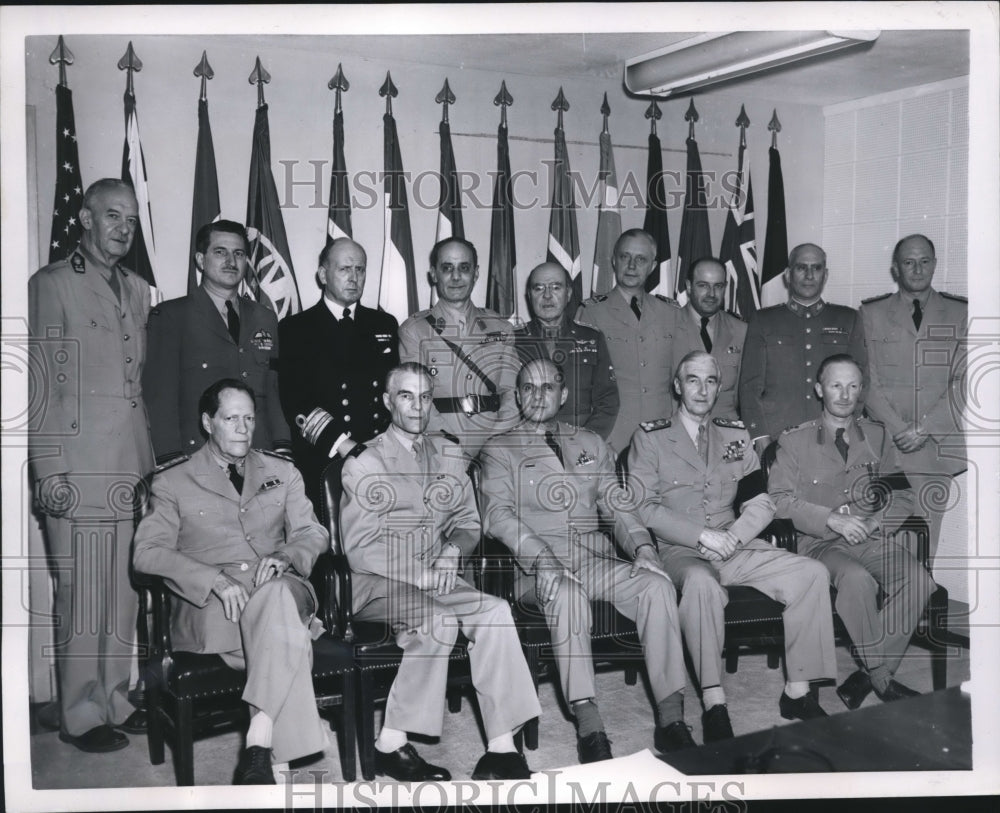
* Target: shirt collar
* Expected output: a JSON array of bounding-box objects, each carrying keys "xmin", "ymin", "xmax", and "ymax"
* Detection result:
[
  {"xmin": 203, "ymin": 286, "xmax": 240, "ymax": 320},
  {"xmin": 388, "ymin": 423, "xmax": 423, "ymax": 455},
  {"xmin": 786, "ymin": 298, "xmax": 825, "ymax": 318},
  {"xmin": 323, "ymin": 295, "xmax": 354, "ymax": 320},
  {"xmin": 677, "ymin": 409, "xmax": 708, "ymax": 446}
]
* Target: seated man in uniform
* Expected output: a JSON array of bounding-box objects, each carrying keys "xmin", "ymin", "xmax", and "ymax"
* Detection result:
[
  {"xmin": 629, "ymin": 351, "xmax": 837, "ymax": 742},
  {"xmin": 768, "ymin": 354, "xmax": 935, "ymax": 708},
  {"xmin": 339, "ymin": 362, "xmax": 541, "ymax": 781},
  {"xmin": 134, "ymin": 379, "xmax": 330, "ymax": 784},
  {"xmin": 479, "ymin": 358, "xmax": 693, "ymax": 761}
]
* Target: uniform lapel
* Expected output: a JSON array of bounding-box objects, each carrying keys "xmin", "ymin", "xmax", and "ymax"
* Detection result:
[
  {"xmin": 240, "ymin": 451, "xmax": 266, "ymax": 507},
  {"xmin": 888, "ymin": 291, "xmax": 918, "ymax": 338},
  {"xmin": 608, "ymin": 288, "xmax": 635, "ymax": 328},
  {"xmin": 193, "ymin": 286, "xmax": 234, "ymax": 344},
  {"xmin": 666, "ymin": 420, "xmax": 705, "ymax": 474},
  {"xmin": 191, "ymin": 444, "xmax": 241, "ymax": 503}
]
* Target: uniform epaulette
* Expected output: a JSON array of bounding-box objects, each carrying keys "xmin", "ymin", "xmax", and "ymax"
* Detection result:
[
  {"xmin": 409, "ymin": 307, "xmax": 433, "ymax": 320},
  {"xmin": 712, "ymin": 417, "xmax": 745, "ymax": 430},
  {"xmin": 780, "ymin": 419, "xmax": 819, "ymax": 435},
  {"xmin": 940, "ymin": 291, "xmax": 967, "ymax": 303},
  {"xmin": 260, "ymin": 449, "xmax": 294, "ymax": 462},
  {"xmin": 640, "ymin": 418, "xmax": 671, "ymax": 432},
  {"xmin": 153, "ymin": 454, "xmax": 190, "ymax": 474},
  {"xmin": 654, "ymin": 294, "xmax": 679, "ymax": 306},
  {"xmin": 582, "ymin": 294, "xmax": 608, "ymax": 306},
  {"xmin": 345, "ymin": 442, "xmax": 367, "ymax": 460},
  {"xmin": 861, "ymin": 292, "xmax": 892, "ymax": 304},
  {"xmin": 440, "ymin": 430, "xmax": 461, "ymax": 445}
]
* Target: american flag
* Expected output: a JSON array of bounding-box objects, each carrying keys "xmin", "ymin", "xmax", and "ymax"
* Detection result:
[{"xmin": 48, "ymin": 83, "xmax": 84, "ymax": 263}]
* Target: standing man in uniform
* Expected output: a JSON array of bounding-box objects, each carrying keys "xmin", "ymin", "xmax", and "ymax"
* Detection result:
[
  {"xmin": 671, "ymin": 257, "xmax": 747, "ymax": 420},
  {"xmin": 768, "ymin": 354, "xmax": 934, "ymax": 707},
  {"xmin": 340, "ymin": 362, "xmax": 541, "ymax": 781},
  {"xmin": 629, "ymin": 351, "xmax": 837, "ymax": 741},
  {"xmin": 512, "ymin": 262, "xmax": 619, "ymax": 440},
  {"xmin": 134, "ymin": 379, "xmax": 330, "ymax": 784},
  {"xmin": 479, "ymin": 358, "xmax": 693, "ymax": 761},
  {"xmin": 859, "ymin": 234, "xmax": 966, "ymax": 562},
  {"xmin": 398, "ymin": 237, "xmax": 521, "ymax": 457},
  {"xmin": 576, "ymin": 228, "xmax": 681, "ymax": 453},
  {"xmin": 279, "ymin": 238, "xmax": 399, "ymax": 509},
  {"xmin": 28, "ymin": 178, "xmax": 152, "ymax": 752},
  {"xmin": 144, "ymin": 220, "xmax": 289, "ymax": 465},
  {"xmin": 739, "ymin": 243, "xmax": 866, "ymax": 454}
]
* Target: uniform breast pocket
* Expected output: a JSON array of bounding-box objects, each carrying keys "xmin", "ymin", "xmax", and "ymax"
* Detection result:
[
  {"xmin": 770, "ymin": 334, "xmax": 798, "ymax": 359},
  {"xmin": 872, "ymin": 331, "xmax": 904, "ymax": 366},
  {"xmin": 820, "ymin": 331, "xmax": 849, "ymax": 347}
]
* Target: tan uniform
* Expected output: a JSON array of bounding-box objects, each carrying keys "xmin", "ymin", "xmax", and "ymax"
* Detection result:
[{"xmin": 671, "ymin": 305, "xmax": 747, "ymax": 421}]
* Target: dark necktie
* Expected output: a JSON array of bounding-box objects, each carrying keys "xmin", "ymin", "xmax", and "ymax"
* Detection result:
[
  {"xmin": 696, "ymin": 424, "xmax": 708, "ymax": 464},
  {"xmin": 412, "ymin": 438, "xmax": 427, "ymax": 474},
  {"xmin": 342, "ymin": 306, "xmax": 353, "ymax": 323},
  {"xmin": 630, "ymin": 296, "xmax": 642, "ymax": 321},
  {"xmin": 225, "ymin": 300, "xmax": 241, "ymax": 344},
  {"xmin": 700, "ymin": 316, "xmax": 713, "ymax": 352},
  {"xmin": 834, "ymin": 427, "xmax": 849, "ymax": 463},
  {"xmin": 544, "ymin": 430, "xmax": 564, "ymax": 468},
  {"xmin": 227, "ymin": 463, "xmax": 244, "ymax": 495},
  {"xmin": 106, "ymin": 268, "xmax": 121, "ymax": 304},
  {"xmin": 912, "ymin": 299, "xmax": 923, "ymax": 330}
]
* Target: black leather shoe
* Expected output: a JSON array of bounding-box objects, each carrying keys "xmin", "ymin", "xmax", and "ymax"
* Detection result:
[
  {"xmin": 874, "ymin": 679, "xmax": 920, "ymax": 703},
  {"xmin": 836, "ymin": 669, "xmax": 874, "ymax": 710},
  {"xmin": 779, "ymin": 691, "xmax": 828, "ymax": 721},
  {"xmin": 702, "ymin": 704, "xmax": 735, "ymax": 743},
  {"xmin": 374, "ymin": 743, "xmax": 451, "ymax": 782},
  {"xmin": 577, "ymin": 730, "xmax": 613, "ymax": 763},
  {"xmin": 59, "ymin": 725, "xmax": 129, "ymax": 753},
  {"xmin": 234, "ymin": 745, "xmax": 275, "ymax": 784},
  {"xmin": 654, "ymin": 721, "xmax": 697, "ymax": 753},
  {"xmin": 471, "ymin": 751, "xmax": 532, "ymax": 780},
  {"xmin": 115, "ymin": 708, "xmax": 148, "ymax": 735}
]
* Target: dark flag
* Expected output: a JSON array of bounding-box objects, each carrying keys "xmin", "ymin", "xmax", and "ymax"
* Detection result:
[
  {"xmin": 719, "ymin": 116, "xmax": 759, "ymax": 318},
  {"xmin": 327, "ymin": 106, "xmax": 352, "ymax": 244},
  {"xmin": 547, "ymin": 89, "xmax": 582, "ymax": 303},
  {"xmin": 761, "ymin": 142, "xmax": 788, "ymax": 307},
  {"xmin": 187, "ymin": 97, "xmax": 220, "ymax": 293},
  {"xmin": 48, "ymin": 83, "xmax": 84, "ymax": 263},
  {"xmin": 643, "ymin": 130, "xmax": 672, "ymax": 296},
  {"xmin": 436, "ymin": 119, "xmax": 464, "ymax": 244},
  {"xmin": 121, "ymin": 87, "xmax": 160, "ymax": 297},
  {"xmin": 487, "ymin": 114, "xmax": 517, "ymax": 318},
  {"xmin": 674, "ymin": 135, "xmax": 712, "ymax": 305},
  {"xmin": 245, "ymin": 103, "xmax": 301, "ymax": 318}
]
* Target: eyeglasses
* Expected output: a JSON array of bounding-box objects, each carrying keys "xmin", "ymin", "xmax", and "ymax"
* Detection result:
[{"xmin": 529, "ymin": 282, "xmax": 566, "ymax": 295}]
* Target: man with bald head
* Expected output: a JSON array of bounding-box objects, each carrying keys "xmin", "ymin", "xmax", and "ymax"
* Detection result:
[
  {"xmin": 739, "ymin": 243, "xmax": 866, "ymax": 453},
  {"xmin": 279, "ymin": 237, "xmax": 399, "ymax": 509},
  {"xmin": 512, "ymin": 262, "xmax": 619, "ymax": 439},
  {"xmin": 672, "ymin": 256, "xmax": 747, "ymax": 420}
]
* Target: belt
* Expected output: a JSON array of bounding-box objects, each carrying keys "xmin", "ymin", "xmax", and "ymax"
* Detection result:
[{"xmin": 433, "ymin": 394, "xmax": 501, "ymax": 414}]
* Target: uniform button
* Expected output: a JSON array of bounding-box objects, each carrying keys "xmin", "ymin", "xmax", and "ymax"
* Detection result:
[
  {"xmin": 202, "ymin": 362, "xmax": 208, "ymax": 369},
  {"xmin": 344, "ymin": 415, "xmax": 351, "ymax": 422},
  {"xmin": 123, "ymin": 334, "xmax": 130, "ymax": 341},
  {"xmin": 240, "ymin": 508, "xmax": 247, "ymax": 513},
  {"xmin": 640, "ymin": 361, "xmax": 646, "ymax": 367},
  {"xmin": 805, "ymin": 344, "xmax": 812, "ymax": 350},
  {"xmin": 125, "ymin": 357, "xmax": 132, "ymax": 363},
  {"xmin": 245, "ymin": 535, "xmax": 252, "ymax": 541},
  {"xmin": 189, "ymin": 439, "xmax": 196, "ymax": 445},
  {"xmin": 373, "ymin": 397, "xmax": 379, "ymax": 403},
  {"xmin": 805, "ymin": 361, "xmax": 812, "ymax": 367},
  {"xmin": 57, "ymin": 373, "xmax": 67, "ymax": 383},
  {"xmin": 241, "ymin": 371, "xmax": 248, "ymax": 378},
  {"xmin": 466, "ymin": 374, "xmax": 473, "ymax": 380},
  {"xmin": 806, "ymin": 378, "xmax": 812, "ymax": 383},
  {"xmin": 642, "ymin": 387, "xmax": 648, "ymax": 393},
  {"xmin": 371, "ymin": 380, "xmax": 378, "ymax": 386},
  {"xmin": 805, "ymin": 328, "xmax": 811, "ymax": 334},
  {"xmin": 342, "ymin": 399, "xmax": 350, "ymax": 406},
  {"xmin": 431, "ymin": 357, "xmax": 437, "ymax": 363},
  {"xmin": 341, "ymin": 383, "xmax": 348, "ymax": 390},
  {"xmin": 130, "ymin": 400, "xmax": 137, "ymax": 407},
  {"xmin": 239, "ymin": 348, "xmax": 245, "ymax": 354},
  {"xmin": 70, "ymin": 421, "xmax": 78, "ymax": 429},
  {"xmin": 812, "ymin": 479, "xmax": 818, "ymax": 484},
  {"xmin": 241, "ymin": 562, "xmax": 249, "ymax": 570},
  {"xmin": 639, "ymin": 336, "xmax": 645, "ymax": 343}
]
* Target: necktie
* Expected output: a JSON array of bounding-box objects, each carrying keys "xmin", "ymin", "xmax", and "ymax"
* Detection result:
[
  {"xmin": 696, "ymin": 424, "xmax": 708, "ymax": 464},
  {"xmin": 106, "ymin": 268, "xmax": 121, "ymax": 304},
  {"xmin": 342, "ymin": 306, "xmax": 353, "ymax": 322},
  {"xmin": 412, "ymin": 438, "xmax": 427, "ymax": 473},
  {"xmin": 630, "ymin": 296, "xmax": 642, "ymax": 321},
  {"xmin": 227, "ymin": 463, "xmax": 244, "ymax": 495},
  {"xmin": 912, "ymin": 299, "xmax": 923, "ymax": 330},
  {"xmin": 544, "ymin": 430, "xmax": 564, "ymax": 467},
  {"xmin": 700, "ymin": 316, "xmax": 713, "ymax": 352},
  {"xmin": 226, "ymin": 300, "xmax": 241, "ymax": 344},
  {"xmin": 834, "ymin": 427, "xmax": 849, "ymax": 463}
]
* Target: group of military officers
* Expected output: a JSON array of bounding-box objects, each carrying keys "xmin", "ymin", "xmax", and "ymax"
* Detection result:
[{"xmin": 28, "ymin": 178, "xmax": 966, "ymax": 784}]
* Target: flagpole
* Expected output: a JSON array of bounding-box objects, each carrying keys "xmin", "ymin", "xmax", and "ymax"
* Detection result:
[
  {"xmin": 487, "ymin": 80, "xmax": 517, "ymax": 320},
  {"xmin": 326, "ymin": 63, "xmax": 352, "ymax": 246},
  {"xmin": 761, "ymin": 109, "xmax": 788, "ymax": 308},
  {"xmin": 592, "ymin": 92, "xmax": 622, "ymax": 297},
  {"xmin": 47, "ymin": 35, "xmax": 84, "ymax": 263},
  {"xmin": 719, "ymin": 104, "xmax": 759, "ymax": 317},
  {"xmin": 187, "ymin": 51, "xmax": 220, "ymax": 294},
  {"xmin": 433, "ymin": 77, "xmax": 465, "ymax": 309},
  {"xmin": 546, "ymin": 87, "xmax": 583, "ymax": 305},
  {"xmin": 642, "ymin": 98, "xmax": 672, "ymax": 297},
  {"xmin": 674, "ymin": 99, "xmax": 712, "ymax": 306}
]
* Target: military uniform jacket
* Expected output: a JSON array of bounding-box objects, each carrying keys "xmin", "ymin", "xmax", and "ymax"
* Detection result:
[
  {"xmin": 671, "ymin": 307, "xmax": 747, "ymax": 420},
  {"xmin": 479, "ymin": 422, "xmax": 649, "ymax": 580},
  {"xmin": 398, "ymin": 301, "xmax": 521, "ymax": 452},
  {"xmin": 340, "ymin": 427, "xmax": 480, "ymax": 589},
  {"xmin": 132, "ymin": 445, "xmax": 328, "ymax": 654},
  {"xmin": 144, "ymin": 287, "xmax": 289, "ymax": 461},
  {"xmin": 279, "ymin": 300, "xmax": 399, "ymax": 494},
  {"xmin": 628, "ymin": 417, "xmax": 775, "ymax": 549},
  {"xmin": 768, "ymin": 418, "xmax": 898, "ymax": 551},
  {"xmin": 512, "ymin": 316, "xmax": 620, "ymax": 440},
  {"xmin": 576, "ymin": 288, "xmax": 682, "ymax": 453},
  {"xmin": 28, "ymin": 247, "xmax": 154, "ymax": 510},
  {"xmin": 739, "ymin": 299, "xmax": 866, "ymax": 440},
  {"xmin": 860, "ymin": 289, "xmax": 966, "ymax": 475}
]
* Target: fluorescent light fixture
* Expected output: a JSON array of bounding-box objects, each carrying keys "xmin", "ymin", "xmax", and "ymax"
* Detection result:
[{"xmin": 624, "ymin": 30, "xmax": 881, "ymax": 97}]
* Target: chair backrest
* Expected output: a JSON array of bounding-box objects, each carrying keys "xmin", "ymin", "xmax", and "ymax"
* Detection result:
[
  {"xmin": 322, "ymin": 457, "xmax": 348, "ymax": 557},
  {"xmin": 760, "ymin": 439, "xmax": 780, "ymax": 480}
]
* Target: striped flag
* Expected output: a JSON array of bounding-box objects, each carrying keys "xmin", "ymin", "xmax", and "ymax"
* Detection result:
[
  {"xmin": 674, "ymin": 135, "xmax": 712, "ymax": 306},
  {"xmin": 642, "ymin": 130, "xmax": 672, "ymax": 297},
  {"xmin": 547, "ymin": 117, "xmax": 582, "ymax": 303},
  {"xmin": 378, "ymin": 109, "xmax": 418, "ymax": 321},
  {"xmin": 326, "ymin": 106, "xmax": 352, "ymax": 245},
  {"xmin": 719, "ymin": 135, "xmax": 759, "ymax": 317},
  {"xmin": 761, "ymin": 143, "xmax": 788, "ymax": 307},
  {"xmin": 120, "ymin": 88, "xmax": 160, "ymax": 299},
  {"xmin": 48, "ymin": 83, "xmax": 84, "ymax": 263},
  {"xmin": 245, "ymin": 103, "xmax": 301, "ymax": 318},
  {"xmin": 486, "ymin": 117, "xmax": 517, "ymax": 318},
  {"xmin": 187, "ymin": 97, "xmax": 220, "ymax": 293},
  {"xmin": 591, "ymin": 127, "xmax": 621, "ymax": 296}
]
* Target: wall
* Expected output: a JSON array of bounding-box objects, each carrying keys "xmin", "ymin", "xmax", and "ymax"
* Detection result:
[{"xmin": 25, "ymin": 34, "xmax": 825, "ymax": 313}]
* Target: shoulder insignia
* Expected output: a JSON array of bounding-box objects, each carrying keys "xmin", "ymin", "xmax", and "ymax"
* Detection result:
[
  {"xmin": 70, "ymin": 252, "xmax": 86, "ymax": 273},
  {"xmin": 259, "ymin": 449, "xmax": 293, "ymax": 462},
  {"xmin": 153, "ymin": 454, "xmax": 190, "ymax": 474},
  {"xmin": 640, "ymin": 418, "xmax": 671, "ymax": 432},
  {"xmin": 861, "ymin": 292, "xmax": 892, "ymax": 305},
  {"xmin": 712, "ymin": 417, "xmax": 745, "ymax": 430},
  {"xmin": 654, "ymin": 294, "xmax": 678, "ymax": 306},
  {"xmin": 940, "ymin": 292, "xmax": 967, "ymax": 303},
  {"xmin": 440, "ymin": 430, "xmax": 461, "ymax": 445},
  {"xmin": 780, "ymin": 419, "xmax": 818, "ymax": 435},
  {"xmin": 345, "ymin": 442, "xmax": 367, "ymax": 460},
  {"xmin": 583, "ymin": 294, "xmax": 608, "ymax": 305}
]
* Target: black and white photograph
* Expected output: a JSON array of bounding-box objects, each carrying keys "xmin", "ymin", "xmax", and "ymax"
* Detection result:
[{"xmin": 2, "ymin": 3, "xmax": 998, "ymax": 811}]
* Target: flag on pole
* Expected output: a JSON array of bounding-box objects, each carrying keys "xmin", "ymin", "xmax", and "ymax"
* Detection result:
[
  {"xmin": 187, "ymin": 96, "xmax": 220, "ymax": 293},
  {"xmin": 435, "ymin": 121, "xmax": 464, "ymax": 244},
  {"xmin": 327, "ymin": 106, "xmax": 352, "ymax": 244},
  {"xmin": 642, "ymin": 129, "xmax": 672, "ymax": 296},
  {"xmin": 592, "ymin": 97, "xmax": 621, "ymax": 296},
  {"xmin": 487, "ymin": 109, "xmax": 517, "ymax": 318},
  {"xmin": 719, "ymin": 111, "xmax": 759, "ymax": 318},
  {"xmin": 245, "ymin": 102, "xmax": 301, "ymax": 318},
  {"xmin": 761, "ymin": 120, "xmax": 788, "ymax": 308},
  {"xmin": 674, "ymin": 133, "xmax": 712, "ymax": 306},
  {"xmin": 121, "ymin": 87, "xmax": 160, "ymax": 298},
  {"xmin": 377, "ymin": 75, "xmax": 418, "ymax": 322},
  {"xmin": 546, "ymin": 88, "xmax": 583, "ymax": 303},
  {"xmin": 49, "ymin": 83, "xmax": 84, "ymax": 263}
]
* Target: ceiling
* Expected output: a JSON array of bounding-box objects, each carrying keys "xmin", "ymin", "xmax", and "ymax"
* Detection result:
[{"xmin": 272, "ymin": 29, "xmax": 969, "ymax": 107}]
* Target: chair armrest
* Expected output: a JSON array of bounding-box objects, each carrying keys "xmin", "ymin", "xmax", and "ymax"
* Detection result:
[
  {"xmin": 311, "ymin": 551, "xmax": 356, "ymax": 642},
  {"xmin": 762, "ymin": 518, "xmax": 798, "ymax": 553},
  {"xmin": 135, "ymin": 572, "xmax": 174, "ymax": 658},
  {"xmin": 479, "ymin": 536, "xmax": 518, "ymax": 604}
]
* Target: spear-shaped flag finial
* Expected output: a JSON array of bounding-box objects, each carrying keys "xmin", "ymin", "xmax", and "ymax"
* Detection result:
[
  {"xmin": 494, "ymin": 79, "xmax": 513, "ymax": 127},
  {"xmin": 117, "ymin": 41, "xmax": 142, "ymax": 97},
  {"xmin": 645, "ymin": 98, "xmax": 662, "ymax": 135},
  {"xmin": 328, "ymin": 63, "xmax": 349, "ymax": 113},
  {"xmin": 249, "ymin": 56, "xmax": 271, "ymax": 108},
  {"xmin": 194, "ymin": 51, "xmax": 213, "ymax": 102},
  {"xmin": 684, "ymin": 98, "xmax": 699, "ymax": 140},
  {"xmin": 735, "ymin": 104, "xmax": 750, "ymax": 147},
  {"xmin": 551, "ymin": 86, "xmax": 569, "ymax": 129},
  {"xmin": 768, "ymin": 108, "xmax": 782, "ymax": 148},
  {"xmin": 600, "ymin": 92, "xmax": 611, "ymax": 134},
  {"xmin": 49, "ymin": 35, "xmax": 74, "ymax": 88},
  {"xmin": 436, "ymin": 78, "xmax": 456, "ymax": 124},
  {"xmin": 379, "ymin": 71, "xmax": 398, "ymax": 116}
]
